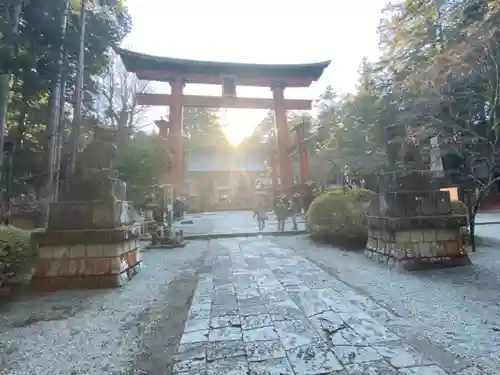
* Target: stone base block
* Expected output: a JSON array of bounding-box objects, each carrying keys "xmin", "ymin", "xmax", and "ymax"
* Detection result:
[
  {"xmin": 31, "ymin": 264, "xmax": 141, "ymax": 291},
  {"xmin": 364, "ymin": 248, "xmax": 471, "ymax": 271},
  {"xmin": 31, "ymin": 237, "xmax": 141, "ymax": 291},
  {"xmin": 47, "ymin": 199, "xmax": 132, "ymax": 231},
  {"xmin": 365, "ymin": 227, "xmax": 471, "ymax": 271}
]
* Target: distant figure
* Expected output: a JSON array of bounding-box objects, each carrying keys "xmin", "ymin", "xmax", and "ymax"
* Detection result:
[
  {"xmin": 275, "ymin": 197, "xmax": 288, "ymax": 232},
  {"xmin": 173, "ymin": 197, "xmax": 184, "ymax": 220},
  {"xmin": 293, "ymin": 193, "xmax": 303, "ymax": 215},
  {"xmin": 253, "ymin": 201, "xmax": 268, "ymax": 232},
  {"xmin": 289, "ymin": 198, "xmax": 299, "ymax": 231}
]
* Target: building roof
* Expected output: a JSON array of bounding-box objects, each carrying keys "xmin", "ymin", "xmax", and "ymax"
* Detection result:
[
  {"xmin": 187, "ymin": 153, "xmax": 265, "ymax": 172},
  {"xmin": 115, "ymin": 48, "xmax": 331, "ymax": 87}
]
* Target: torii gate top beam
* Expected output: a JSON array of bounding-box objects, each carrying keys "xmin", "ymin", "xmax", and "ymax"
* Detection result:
[{"xmin": 116, "ymin": 48, "xmax": 330, "ymax": 88}]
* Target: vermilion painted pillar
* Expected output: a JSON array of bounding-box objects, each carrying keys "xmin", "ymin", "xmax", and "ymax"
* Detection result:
[
  {"xmin": 299, "ymin": 147, "xmax": 310, "ymax": 183},
  {"xmin": 295, "ymin": 125, "xmax": 310, "ymax": 183},
  {"xmin": 271, "ymin": 84, "xmax": 294, "ymax": 188},
  {"xmin": 169, "ymin": 77, "xmax": 185, "ymax": 196}
]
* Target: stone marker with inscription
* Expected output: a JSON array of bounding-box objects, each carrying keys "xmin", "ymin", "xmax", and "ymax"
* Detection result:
[
  {"xmin": 365, "ymin": 124, "xmax": 471, "ymax": 270},
  {"xmin": 31, "ymin": 127, "xmax": 141, "ymax": 290}
]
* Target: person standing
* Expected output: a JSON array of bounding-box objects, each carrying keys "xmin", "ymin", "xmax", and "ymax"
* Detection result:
[
  {"xmin": 275, "ymin": 197, "xmax": 288, "ymax": 232},
  {"xmin": 289, "ymin": 198, "xmax": 299, "ymax": 231},
  {"xmin": 253, "ymin": 201, "xmax": 268, "ymax": 232}
]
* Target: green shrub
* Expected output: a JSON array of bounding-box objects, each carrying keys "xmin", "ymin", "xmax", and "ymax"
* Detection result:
[
  {"xmin": 0, "ymin": 225, "xmax": 36, "ymax": 286},
  {"xmin": 306, "ymin": 188, "xmax": 374, "ymax": 249}
]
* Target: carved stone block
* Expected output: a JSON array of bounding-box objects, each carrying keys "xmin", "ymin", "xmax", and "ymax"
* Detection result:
[
  {"xmin": 31, "ymin": 126, "xmax": 141, "ymax": 291},
  {"xmin": 367, "ymin": 168, "xmax": 471, "ymax": 270}
]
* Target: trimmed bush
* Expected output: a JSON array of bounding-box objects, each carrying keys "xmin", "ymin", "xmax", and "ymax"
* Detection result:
[
  {"xmin": 0, "ymin": 225, "xmax": 36, "ymax": 287},
  {"xmin": 306, "ymin": 188, "xmax": 374, "ymax": 249}
]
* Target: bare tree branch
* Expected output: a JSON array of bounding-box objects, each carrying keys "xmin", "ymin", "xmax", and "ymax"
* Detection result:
[{"xmin": 97, "ymin": 53, "xmax": 152, "ymax": 133}]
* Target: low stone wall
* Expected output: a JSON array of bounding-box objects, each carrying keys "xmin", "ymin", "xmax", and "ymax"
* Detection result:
[
  {"xmin": 31, "ymin": 238, "xmax": 141, "ymax": 291},
  {"xmin": 365, "ymin": 228, "xmax": 470, "ymax": 270}
]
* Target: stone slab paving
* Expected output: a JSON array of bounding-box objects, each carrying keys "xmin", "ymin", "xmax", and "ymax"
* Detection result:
[{"xmin": 172, "ymin": 238, "xmax": 462, "ymax": 375}]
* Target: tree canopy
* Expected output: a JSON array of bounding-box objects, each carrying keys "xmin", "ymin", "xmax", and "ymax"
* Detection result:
[
  {"xmin": 182, "ymin": 107, "xmax": 231, "ymax": 151},
  {"xmin": 301, "ymin": 0, "xmax": 500, "ymax": 185},
  {"xmin": 0, "ymin": 0, "xmax": 131, "ymax": 202},
  {"xmin": 115, "ymin": 130, "xmax": 170, "ymax": 203}
]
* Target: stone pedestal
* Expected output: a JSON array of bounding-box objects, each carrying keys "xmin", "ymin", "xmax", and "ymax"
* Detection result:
[
  {"xmin": 31, "ymin": 127, "xmax": 141, "ymax": 291},
  {"xmin": 31, "ymin": 229, "xmax": 140, "ymax": 290},
  {"xmin": 365, "ymin": 169, "xmax": 471, "ymax": 270}
]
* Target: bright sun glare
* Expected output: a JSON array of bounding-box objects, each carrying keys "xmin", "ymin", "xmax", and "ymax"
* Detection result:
[
  {"xmin": 222, "ymin": 125, "xmax": 244, "ymax": 147},
  {"xmin": 219, "ymin": 108, "xmax": 265, "ymax": 147}
]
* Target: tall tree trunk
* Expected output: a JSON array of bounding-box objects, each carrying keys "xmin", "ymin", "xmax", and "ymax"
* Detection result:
[
  {"xmin": 17, "ymin": 98, "xmax": 27, "ymax": 136},
  {"xmin": 0, "ymin": 1, "xmax": 23, "ymax": 200},
  {"xmin": 42, "ymin": 0, "xmax": 71, "ymax": 225},
  {"xmin": 69, "ymin": 0, "xmax": 87, "ymax": 174},
  {"xmin": 54, "ymin": 47, "xmax": 69, "ymax": 202},
  {"xmin": 0, "ymin": 74, "xmax": 10, "ymax": 155}
]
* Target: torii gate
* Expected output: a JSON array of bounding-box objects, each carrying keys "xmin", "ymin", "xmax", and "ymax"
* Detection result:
[{"xmin": 117, "ymin": 48, "xmax": 330, "ymax": 196}]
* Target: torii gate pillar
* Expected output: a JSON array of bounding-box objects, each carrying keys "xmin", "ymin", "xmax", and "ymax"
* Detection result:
[
  {"xmin": 293, "ymin": 122, "xmax": 310, "ymax": 184},
  {"xmin": 272, "ymin": 84, "xmax": 294, "ymax": 188},
  {"xmin": 169, "ymin": 78, "xmax": 185, "ymax": 196}
]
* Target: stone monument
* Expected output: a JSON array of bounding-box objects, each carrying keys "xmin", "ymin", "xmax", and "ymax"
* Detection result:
[
  {"xmin": 31, "ymin": 127, "xmax": 141, "ymax": 290},
  {"xmin": 365, "ymin": 124, "xmax": 471, "ymax": 270}
]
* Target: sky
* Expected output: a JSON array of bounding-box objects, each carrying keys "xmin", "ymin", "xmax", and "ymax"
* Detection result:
[{"xmin": 123, "ymin": 0, "xmax": 388, "ymax": 146}]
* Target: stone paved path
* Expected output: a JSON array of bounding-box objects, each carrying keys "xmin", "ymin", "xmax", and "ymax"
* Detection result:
[
  {"xmin": 173, "ymin": 237, "xmax": 460, "ymax": 375},
  {"xmin": 176, "ymin": 211, "xmax": 306, "ymax": 236}
]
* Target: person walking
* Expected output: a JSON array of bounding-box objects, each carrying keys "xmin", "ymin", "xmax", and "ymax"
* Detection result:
[
  {"xmin": 289, "ymin": 197, "xmax": 299, "ymax": 231},
  {"xmin": 275, "ymin": 197, "xmax": 288, "ymax": 232},
  {"xmin": 253, "ymin": 201, "xmax": 268, "ymax": 232}
]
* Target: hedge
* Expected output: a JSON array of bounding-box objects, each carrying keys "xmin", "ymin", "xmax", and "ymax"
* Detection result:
[
  {"xmin": 306, "ymin": 188, "xmax": 374, "ymax": 249},
  {"xmin": 0, "ymin": 225, "xmax": 36, "ymax": 287}
]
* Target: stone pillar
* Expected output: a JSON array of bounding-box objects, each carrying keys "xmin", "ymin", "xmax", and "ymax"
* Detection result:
[
  {"xmin": 365, "ymin": 125, "xmax": 470, "ymax": 270},
  {"xmin": 294, "ymin": 124, "xmax": 310, "ymax": 184},
  {"xmin": 299, "ymin": 147, "xmax": 310, "ymax": 183},
  {"xmin": 271, "ymin": 84, "xmax": 294, "ymax": 188},
  {"xmin": 169, "ymin": 78, "xmax": 185, "ymax": 196}
]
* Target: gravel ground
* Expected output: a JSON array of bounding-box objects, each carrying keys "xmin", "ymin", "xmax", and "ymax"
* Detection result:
[
  {"xmin": 274, "ymin": 235, "xmax": 500, "ymax": 371},
  {"xmin": 0, "ymin": 241, "xmax": 209, "ymax": 375}
]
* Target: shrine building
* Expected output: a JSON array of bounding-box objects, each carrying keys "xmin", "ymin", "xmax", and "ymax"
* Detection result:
[{"xmin": 183, "ymin": 147, "xmax": 266, "ymax": 212}]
